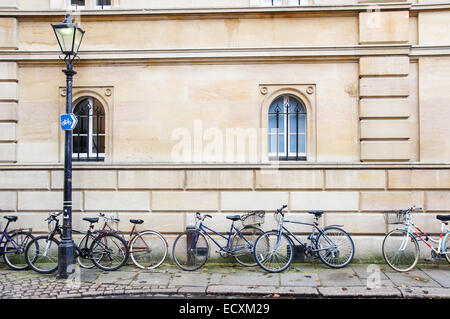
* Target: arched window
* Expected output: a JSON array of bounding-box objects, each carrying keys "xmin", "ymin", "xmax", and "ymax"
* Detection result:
[
  {"xmin": 268, "ymin": 94, "xmax": 306, "ymax": 160},
  {"xmin": 73, "ymin": 97, "xmax": 105, "ymax": 161}
]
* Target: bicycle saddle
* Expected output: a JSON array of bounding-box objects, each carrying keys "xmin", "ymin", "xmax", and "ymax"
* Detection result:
[
  {"xmin": 436, "ymin": 215, "xmax": 450, "ymax": 222},
  {"xmin": 308, "ymin": 211, "xmax": 324, "ymax": 217},
  {"xmin": 3, "ymin": 215, "xmax": 17, "ymax": 222},
  {"xmin": 130, "ymin": 219, "xmax": 144, "ymax": 225},
  {"xmin": 83, "ymin": 217, "xmax": 99, "ymax": 223},
  {"xmin": 226, "ymin": 215, "xmax": 241, "ymax": 221}
]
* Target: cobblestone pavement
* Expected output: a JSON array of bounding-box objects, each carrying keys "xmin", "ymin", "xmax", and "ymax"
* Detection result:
[{"xmin": 0, "ymin": 261, "xmax": 449, "ymax": 299}]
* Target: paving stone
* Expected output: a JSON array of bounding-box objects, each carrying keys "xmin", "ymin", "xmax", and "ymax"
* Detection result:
[
  {"xmin": 171, "ymin": 273, "xmax": 210, "ymax": 287},
  {"xmin": 96, "ymin": 272, "xmax": 136, "ymax": 285},
  {"xmin": 209, "ymin": 273, "xmax": 222, "ymax": 285},
  {"xmin": 217, "ymin": 272, "xmax": 279, "ymax": 286},
  {"xmin": 418, "ymin": 266, "xmax": 450, "ymax": 288},
  {"xmin": 316, "ymin": 267, "xmax": 363, "ymax": 287},
  {"xmin": 280, "ymin": 272, "xmax": 320, "ymax": 287},
  {"xmin": 351, "ymin": 264, "xmax": 389, "ymax": 280},
  {"xmin": 80, "ymin": 270, "xmax": 102, "ymax": 283},
  {"xmin": 365, "ymin": 279, "xmax": 396, "ymax": 288},
  {"xmin": 132, "ymin": 272, "xmax": 172, "ymax": 286},
  {"xmin": 384, "ymin": 269, "xmax": 441, "ymax": 288}
]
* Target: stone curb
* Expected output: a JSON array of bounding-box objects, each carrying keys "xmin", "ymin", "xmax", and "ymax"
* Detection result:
[
  {"xmin": 318, "ymin": 287, "xmax": 403, "ymax": 298},
  {"xmin": 399, "ymin": 287, "xmax": 450, "ymax": 299},
  {"xmin": 1, "ymin": 264, "xmax": 449, "ymax": 299},
  {"xmin": 206, "ymin": 285, "xmax": 319, "ymax": 297},
  {"xmin": 178, "ymin": 286, "xmax": 208, "ymax": 294}
]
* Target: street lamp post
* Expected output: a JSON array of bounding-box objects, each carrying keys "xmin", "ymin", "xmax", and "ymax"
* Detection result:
[{"xmin": 52, "ymin": 14, "xmax": 85, "ymax": 279}]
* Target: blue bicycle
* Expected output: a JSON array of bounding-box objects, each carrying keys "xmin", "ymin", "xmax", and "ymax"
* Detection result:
[
  {"xmin": 0, "ymin": 215, "xmax": 36, "ymax": 270},
  {"xmin": 254, "ymin": 205, "xmax": 355, "ymax": 273},
  {"xmin": 172, "ymin": 211, "xmax": 266, "ymax": 271}
]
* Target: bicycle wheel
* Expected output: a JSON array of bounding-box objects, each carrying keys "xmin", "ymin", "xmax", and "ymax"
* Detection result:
[
  {"xmin": 253, "ymin": 230, "xmax": 293, "ymax": 273},
  {"xmin": 316, "ymin": 227, "xmax": 355, "ymax": 269},
  {"xmin": 230, "ymin": 226, "xmax": 265, "ymax": 267},
  {"xmin": 172, "ymin": 230, "xmax": 209, "ymax": 271},
  {"xmin": 25, "ymin": 235, "xmax": 60, "ymax": 274},
  {"xmin": 130, "ymin": 230, "xmax": 168, "ymax": 270},
  {"xmin": 90, "ymin": 233, "xmax": 129, "ymax": 271},
  {"xmin": 76, "ymin": 234, "xmax": 96, "ymax": 269},
  {"xmin": 3, "ymin": 232, "xmax": 35, "ymax": 270},
  {"xmin": 382, "ymin": 229, "xmax": 419, "ymax": 272},
  {"xmin": 444, "ymin": 234, "xmax": 450, "ymax": 264}
]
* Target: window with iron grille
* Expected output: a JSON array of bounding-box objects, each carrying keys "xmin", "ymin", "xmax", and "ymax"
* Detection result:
[
  {"xmin": 70, "ymin": 0, "xmax": 85, "ymax": 8},
  {"xmin": 268, "ymin": 95, "xmax": 306, "ymax": 160},
  {"xmin": 73, "ymin": 97, "xmax": 105, "ymax": 162},
  {"xmin": 96, "ymin": 0, "xmax": 111, "ymax": 8}
]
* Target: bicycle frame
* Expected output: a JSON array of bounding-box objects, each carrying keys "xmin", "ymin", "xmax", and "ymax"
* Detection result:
[
  {"xmin": 43, "ymin": 216, "xmax": 109, "ymax": 259},
  {"xmin": 399, "ymin": 220, "xmax": 450, "ymax": 255},
  {"xmin": 275, "ymin": 216, "xmax": 339, "ymax": 254},
  {"xmin": 0, "ymin": 231, "xmax": 20, "ymax": 254},
  {"xmin": 197, "ymin": 221, "xmax": 255, "ymax": 255},
  {"xmin": 99, "ymin": 217, "xmax": 160, "ymax": 252},
  {"xmin": 0, "ymin": 221, "xmax": 31, "ymax": 254}
]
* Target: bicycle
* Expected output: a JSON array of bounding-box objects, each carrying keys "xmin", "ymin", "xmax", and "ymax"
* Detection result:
[
  {"xmin": 74, "ymin": 213, "xmax": 122, "ymax": 269},
  {"xmin": 253, "ymin": 205, "xmax": 355, "ymax": 273},
  {"xmin": 0, "ymin": 215, "xmax": 35, "ymax": 270},
  {"xmin": 172, "ymin": 211, "xmax": 266, "ymax": 271},
  {"xmin": 24, "ymin": 212, "xmax": 129, "ymax": 274},
  {"xmin": 96, "ymin": 213, "xmax": 168, "ymax": 270},
  {"xmin": 382, "ymin": 206, "xmax": 450, "ymax": 272}
]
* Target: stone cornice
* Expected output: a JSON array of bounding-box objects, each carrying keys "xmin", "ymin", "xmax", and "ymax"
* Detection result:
[
  {"xmin": 410, "ymin": 3, "xmax": 450, "ymax": 11},
  {"xmin": 1, "ymin": 45, "xmax": 449, "ymax": 64},
  {"xmin": 9, "ymin": 45, "xmax": 409, "ymax": 63},
  {"xmin": 0, "ymin": 163, "xmax": 449, "ymax": 170},
  {"xmin": 0, "ymin": 2, "xmax": 449, "ymax": 19},
  {"xmin": 0, "ymin": 3, "xmax": 422, "ymax": 19},
  {"xmin": 410, "ymin": 45, "xmax": 450, "ymax": 56}
]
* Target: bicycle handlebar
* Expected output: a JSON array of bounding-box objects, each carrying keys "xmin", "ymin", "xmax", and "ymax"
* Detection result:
[
  {"xmin": 195, "ymin": 212, "xmax": 212, "ymax": 221},
  {"xmin": 402, "ymin": 206, "xmax": 423, "ymax": 213},
  {"xmin": 45, "ymin": 211, "xmax": 63, "ymax": 222},
  {"xmin": 275, "ymin": 205, "xmax": 288, "ymax": 215},
  {"xmin": 98, "ymin": 212, "xmax": 120, "ymax": 223}
]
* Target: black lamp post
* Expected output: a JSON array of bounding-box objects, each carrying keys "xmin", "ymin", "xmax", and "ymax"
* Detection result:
[{"xmin": 52, "ymin": 14, "xmax": 85, "ymax": 279}]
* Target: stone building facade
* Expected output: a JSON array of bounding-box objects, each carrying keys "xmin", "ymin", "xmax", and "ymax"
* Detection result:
[{"xmin": 0, "ymin": 0, "xmax": 449, "ymax": 260}]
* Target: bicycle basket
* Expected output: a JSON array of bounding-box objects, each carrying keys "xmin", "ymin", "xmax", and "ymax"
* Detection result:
[
  {"xmin": 240, "ymin": 210, "xmax": 265, "ymax": 226},
  {"xmin": 384, "ymin": 210, "xmax": 409, "ymax": 225}
]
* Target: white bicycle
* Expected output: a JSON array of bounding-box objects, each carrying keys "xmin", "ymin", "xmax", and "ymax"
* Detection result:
[{"xmin": 382, "ymin": 206, "xmax": 450, "ymax": 272}]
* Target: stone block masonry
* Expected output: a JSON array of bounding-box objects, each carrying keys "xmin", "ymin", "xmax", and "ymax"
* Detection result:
[{"xmin": 0, "ymin": 166, "xmax": 448, "ymax": 217}]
